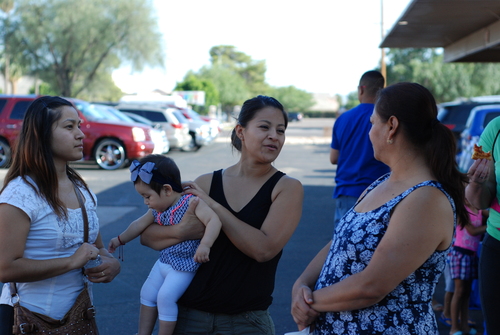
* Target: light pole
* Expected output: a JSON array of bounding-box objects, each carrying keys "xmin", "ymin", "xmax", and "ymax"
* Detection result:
[{"xmin": 380, "ymin": 0, "xmax": 386, "ymax": 82}]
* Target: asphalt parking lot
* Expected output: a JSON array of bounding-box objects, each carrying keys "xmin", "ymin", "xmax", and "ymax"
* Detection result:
[{"xmin": 0, "ymin": 118, "xmax": 486, "ymax": 334}]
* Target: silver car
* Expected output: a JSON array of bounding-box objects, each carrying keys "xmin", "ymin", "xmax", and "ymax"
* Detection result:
[
  {"xmin": 120, "ymin": 111, "xmax": 170, "ymax": 154},
  {"xmin": 179, "ymin": 108, "xmax": 219, "ymax": 147},
  {"xmin": 92, "ymin": 104, "xmax": 170, "ymax": 155},
  {"xmin": 171, "ymin": 110, "xmax": 212, "ymax": 150},
  {"xmin": 116, "ymin": 104, "xmax": 192, "ymax": 151}
]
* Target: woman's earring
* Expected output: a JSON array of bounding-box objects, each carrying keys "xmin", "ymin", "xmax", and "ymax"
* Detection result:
[{"xmin": 387, "ymin": 138, "xmax": 393, "ymax": 144}]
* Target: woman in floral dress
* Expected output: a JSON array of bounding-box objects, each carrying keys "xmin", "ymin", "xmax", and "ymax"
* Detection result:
[{"xmin": 291, "ymin": 83, "xmax": 470, "ymax": 335}]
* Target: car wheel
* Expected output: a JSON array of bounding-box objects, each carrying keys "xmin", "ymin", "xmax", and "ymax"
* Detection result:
[
  {"xmin": 0, "ymin": 139, "xmax": 11, "ymax": 168},
  {"xmin": 182, "ymin": 134, "xmax": 201, "ymax": 152},
  {"xmin": 94, "ymin": 138, "xmax": 127, "ymax": 170}
]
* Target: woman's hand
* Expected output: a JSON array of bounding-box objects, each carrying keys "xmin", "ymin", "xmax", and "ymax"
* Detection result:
[
  {"xmin": 177, "ymin": 197, "xmax": 205, "ymax": 240},
  {"xmin": 466, "ymin": 158, "xmax": 496, "ymax": 210},
  {"xmin": 140, "ymin": 197, "xmax": 205, "ymax": 250},
  {"xmin": 71, "ymin": 242, "xmax": 100, "ymax": 270},
  {"xmin": 86, "ymin": 233, "xmax": 121, "ymax": 283},
  {"xmin": 85, "ymin": 251, "xmax": 121, "ymax": 283},
  {"xmin": 468, "ymin": 158, "xmax": 491, "ymax": 184},
  {"xmin": 183, "ymin": 181, "xmax": 211, "ymax": 205},
  {"xmin": 291, "ymin": 283, "xmax": 319, "ymax": 330}
]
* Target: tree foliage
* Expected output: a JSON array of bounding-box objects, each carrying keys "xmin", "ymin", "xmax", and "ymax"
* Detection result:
[
  {"xmin": 7, "ymin": 0, "xmax": 164, "ymax": 98},
  {"xmin": 199, "ymin": 64, "xmax": 249, "ymax": 113},
  {"xmin": 0, "ymin": 0, "xmax": 16, "ymax": 93},
  {"xmin": 384, "ymin": 48, "xmax": 500, "ymax": 103},
  {"xmin": 344, "ymin": 91, "xmax": 359, "ymax": 111},
  {"xmin": 270, "ymin": 86, "xmax": 314, "ymax": 112},
  {"xmin": 209, "ymin": 45, "xmax": 270, "ymax": 97},
  {"xmin": 174, "ymin": 71, "xmax": 219, "ymax": 114},
  {"xmin": 180, "ymin": 45, "xmax": 316, "ymax": 115}
]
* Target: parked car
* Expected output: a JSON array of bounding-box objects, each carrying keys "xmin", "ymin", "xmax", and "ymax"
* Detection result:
[
  {"xmin": 92, "ymin": 104, "xmax": 170, "ymax": 155},
  {"xmin": 177, "ymin": 108, "xmax": 217, "ymax": 149},
  {"xmin": 457, "ymin": 104, "xmax": 500, "ymax": 172},
  {"xmin": 169, "ymin": 109, "xmax": 202, "ymax": 151},
  {"xmin": 438, "ymin": 96, "xmax": 500, "ymax": 150},
  {"xmin": 288, "ymin": 112, "xmax": 303, "ymax": 122},
  {"xmin": 116, "ymin": 103, "xmax": 192, "ymax": 151},
  {"xmin": 0, "ymin": 95, "xmax": 155, "ymax": 170},
  {"xmin": 199, "ymin": 114, "xmax": 223, "ymax": 134}
]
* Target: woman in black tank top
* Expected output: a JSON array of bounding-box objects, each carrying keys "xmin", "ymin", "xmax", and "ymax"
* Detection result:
[{"xmin": 141, "ymin": 95, "xmax": 304, "ymax": 335}]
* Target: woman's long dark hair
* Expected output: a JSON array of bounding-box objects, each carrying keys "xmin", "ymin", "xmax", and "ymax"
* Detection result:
[
  {"xmin": 375, "ymin": 82, "xmax": 470, "ymax": 227},
  {"xmin": 1, "ymin": 96, "xmax": 93, "ymax": 218}
]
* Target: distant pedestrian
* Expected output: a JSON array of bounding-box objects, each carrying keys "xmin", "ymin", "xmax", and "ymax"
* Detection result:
[
  {"xmin": 108, "ymin": 154, "xmax": 221, "ymax": 335},
  {"xmin": 330, "ymin": 70, "xmax": 389, "ymax": 228}
]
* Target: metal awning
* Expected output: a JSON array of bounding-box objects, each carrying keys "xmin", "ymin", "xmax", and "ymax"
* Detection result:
[{"xmin": 380, "ymin": 0, "xmax": 500, "ymax": 62}]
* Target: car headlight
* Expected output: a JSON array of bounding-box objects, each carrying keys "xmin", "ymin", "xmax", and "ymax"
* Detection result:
[{"xmin": 132, "ymin": 127, "xmax": 147, "ymax": 142}]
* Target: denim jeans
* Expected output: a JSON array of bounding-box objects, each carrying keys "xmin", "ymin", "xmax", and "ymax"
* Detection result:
[
  {"xmin": 479, "ymin": 232, "xmax": 500, "ymax": 334},
  {"xmin": 333, "ymin": 195, "xmax": 358, "ymax": 229},
  {"xmin": 174, "ymin": 306, "xmax": 275, "ymax": 335}
]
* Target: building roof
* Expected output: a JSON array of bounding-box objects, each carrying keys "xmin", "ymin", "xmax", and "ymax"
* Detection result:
[
  {"xmin": 310, "ymin": 93, "xmax": 339, "ymax": 112},
  {"xmin": 380, "ymin": 0, "xmax": 500, "ymax": 62}
]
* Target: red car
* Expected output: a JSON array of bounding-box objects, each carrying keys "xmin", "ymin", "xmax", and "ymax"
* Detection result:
[{"xmin": 0, "ymin": 95, "xmax": 155, "ymax": 170}]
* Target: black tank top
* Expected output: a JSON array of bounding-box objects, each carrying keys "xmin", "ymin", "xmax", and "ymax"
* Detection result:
[{"xmin": 178, "ymin": 169, "xmax": 285, "ymax": 314}]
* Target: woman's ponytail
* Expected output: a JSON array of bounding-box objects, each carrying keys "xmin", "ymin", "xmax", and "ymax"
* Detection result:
[
  {"xmin": 376, "ymin": 82, "xmax": 470, "ymax": 228},
  {"xmin": 426, "ymin": 122, "xmax": 470, "ymax": 227}
]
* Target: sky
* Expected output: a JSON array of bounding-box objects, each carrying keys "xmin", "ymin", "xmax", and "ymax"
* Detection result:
[{"xmin": 112, "ymin": 0, "xmax": 413, "ymax": 98}]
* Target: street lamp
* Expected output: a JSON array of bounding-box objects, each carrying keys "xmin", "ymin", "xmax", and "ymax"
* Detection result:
[{"xmin": 380, "ymin": 0, "xmax": 386, "ymax": 82}]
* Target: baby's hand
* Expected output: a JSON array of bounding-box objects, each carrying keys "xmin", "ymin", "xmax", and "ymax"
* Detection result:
[
  {"xmin": 108, "ymin": 237, "xmax": 120, "ymax": 253},
  {"xmin": 194, "ymin": 245, "xmax": 210, "ymax": 263}
]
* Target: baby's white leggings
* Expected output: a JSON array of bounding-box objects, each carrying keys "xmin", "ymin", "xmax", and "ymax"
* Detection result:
[{"xmin": 140, "ymin": 260, "xmax": 196, "ymax": 321}]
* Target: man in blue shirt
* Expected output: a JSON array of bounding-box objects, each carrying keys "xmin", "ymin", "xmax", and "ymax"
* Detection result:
[{"xmin": 330, "ymin": 70, "xmax": 390, "ymax": 228}]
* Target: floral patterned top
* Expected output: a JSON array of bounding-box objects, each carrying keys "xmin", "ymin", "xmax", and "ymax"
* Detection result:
[{"xmin": 314, "ymin": 174, "xmax": 455, "ymax": 335}]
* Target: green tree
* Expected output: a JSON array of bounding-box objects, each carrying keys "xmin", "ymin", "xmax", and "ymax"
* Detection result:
[
  {"xmin": 174, "ymin": 71, "xmax": 220, "ymax": 114},
  {"xmin": 12, "ymin": 0, "xmax": 164, "ymax": 97},
  {"xmin": 209, "ymin": 45, "xmax": 270, "ymax": 96},
  {"xmin": 78, "ymin": 71, "xmax": 123, "ymax": 102},
  {"xmin": 29, "ymin": 82, "xmax": 58, "ymax": 96},
  {"xmin": 0, "ymin": 0, "xmax": 14, "ymax": 93},
  {"xmin": 199, "ymin": 64, "xmax": 249, "ymax": 114},
  {"xmin": 270, "ymin": 86, "xmax": 314, "ymax": 112},
  {"xmin": 344, "ymin": 91, "xmax": 359, "ymax": 110},
  {"xmin": 469, "ymin": 63, "xmax": 500, "ymax": 96},
  {"xmin": 384, "ymin": 48, "xmax": 500, "ymax": 103}
]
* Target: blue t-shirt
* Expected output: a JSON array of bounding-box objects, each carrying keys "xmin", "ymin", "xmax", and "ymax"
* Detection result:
[{"xmin": 331, "ymin": 103, "xmax": 390, "ymax": 198}]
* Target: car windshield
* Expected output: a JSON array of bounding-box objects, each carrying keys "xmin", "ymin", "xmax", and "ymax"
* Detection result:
[
  {"xmin": 74, "ymin": 101, "xmax": 112, "ymax": 121},
  {"xmin": 186, "ymin": 109, "xmax": 203, "ymax": 121},
  {"xmin": 93, "ymin": 104, "xmax": 135, "ymax": 123},
  {"xmin": 172, "ymin": 111, "xmax": 188, "ymax": 124},
  {"xmin": 123, "ymin": 112, "xmax": 154, "ymax": 126}
]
